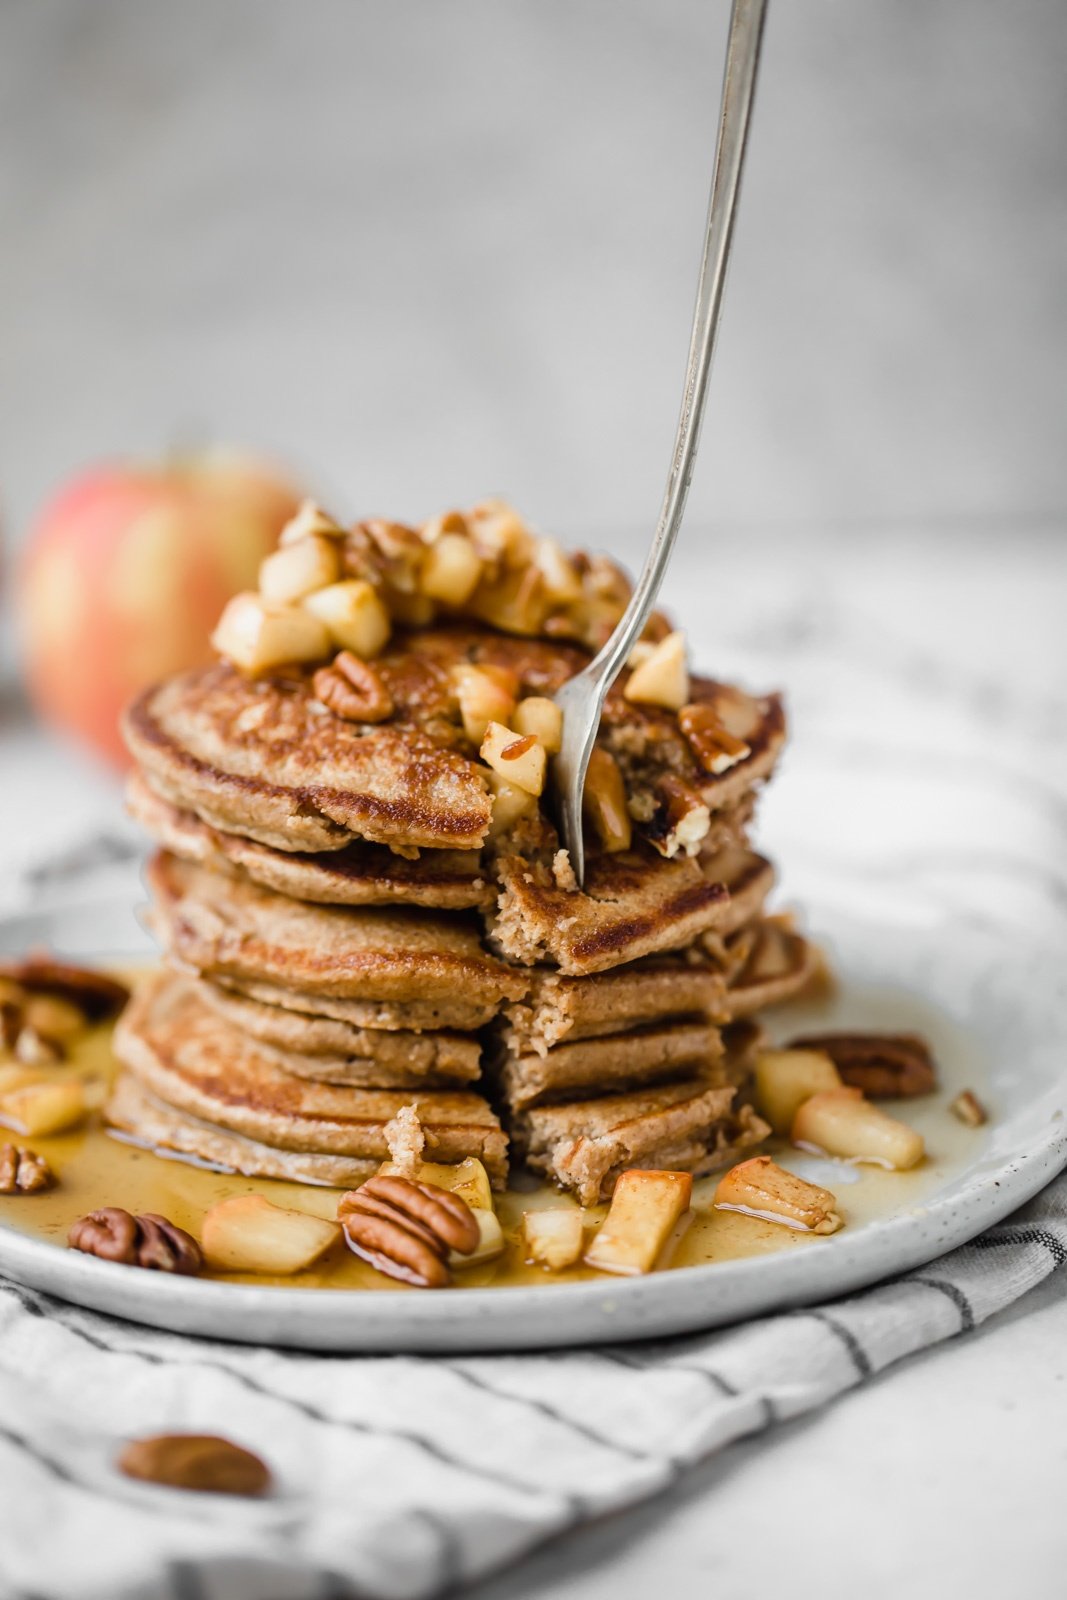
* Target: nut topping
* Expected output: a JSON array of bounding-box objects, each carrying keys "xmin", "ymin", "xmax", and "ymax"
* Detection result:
[
  {"xmin": 338, "ymin": 1174, "xmax": 481, "ymax": 1288},
  {"xmin": 645, "ymin": 775, "xmax": 711, "ymax": 859},
  {"xmin": 0, "ymin": 1143, "xmax": 55, "ymax": 1194},
  {"xmin": 68, "ymin": 1207, "xmax": 203, "ymax": 1274},
  {"xmin": 313, "ymin": 650, "xmax": 394, "ymax": 723},
  {"xmin": 117, "ymin": 1434, "xmax": 271, "ymax": 1496},
  {"xmin": 949, "ymin": 1088, "xmax": 988, "ymax": 1127},
  {"xmin": 0, "ymin": 955, "xmax": 128, "ymax": 1020},
  {"xmin": 788, "ymin": 1031, "xmax": 936, "ymax": 1098},
  {"xmin": 678, "ymin": 703, "xmax": 752, "ymax": 775}
]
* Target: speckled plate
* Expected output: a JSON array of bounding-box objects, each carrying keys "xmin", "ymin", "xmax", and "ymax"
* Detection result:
[{"xmin": 0, "ymin": 862, "xmax": 1063, "ymax": 1352}]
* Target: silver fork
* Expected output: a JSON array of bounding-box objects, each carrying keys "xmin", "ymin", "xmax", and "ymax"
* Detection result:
[{"xmin": 552, "ymin": 0, "xmax": 768, "ymax": 886}]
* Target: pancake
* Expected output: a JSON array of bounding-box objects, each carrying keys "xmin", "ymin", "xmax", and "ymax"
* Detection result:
[
  {"xmin": 721, "ymin": 917, "xmax": 824, "ymax": 1018},
  {"xmin": 207, "ymin": 974, "xmax": 494, "ymax": 1036},
  {"xmin": 502, "ymin": 963, "xmax": 729, "ymax": 1057},
  {"xmin": 124, "ymin": 627, "xmax": 784, "ymax": 858},
  {"xmin": 106, "ymin": 1071, "xmax": 381, "ymax": 1187},
  {"xmin": 497, "ymin": 1021, "xmax": 723, "ymax": 1111},
  {"xmin": 112, "ymin": 973, "xmax": 507, "ymax": 1183},
  {"xmin": 196, "ymin": 978, "xmax": 481, "ymax": 1079},
  {"xmin": 127, "ymin": 770, "xmax": 493, "ymax": 910},
  {"xmin": 489, "ymin": 846, "xmax": 774, "ymax": 975},
  {"xmin": 146, "ymin": 851, "xmax": 525, "ymax": 1021}
]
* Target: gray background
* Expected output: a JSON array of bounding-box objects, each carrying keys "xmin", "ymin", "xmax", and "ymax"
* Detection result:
[{"xmin": 2, "ymin": 0, "xmax": 1066, "ymax": 563}]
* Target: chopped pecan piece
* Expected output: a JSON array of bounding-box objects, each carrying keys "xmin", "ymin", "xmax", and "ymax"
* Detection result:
[
  {"xmin": 0, "ymin": 955, "xmax": 128, "ymax": 1021},
  {"xmin": 313, "ymin": 650, "xmax": 394, "ymax": 723},
  {"xmin": 68, "ymin": 1207, "xmax": 203, "ymax": 1274},
  {"xmin": 949, "ymin": 1089, "xmax": 988, "ymax": 1128},
  {"xmin": 678, "ymin": 703, "xmax": 751, "ymax": 775},
  {"xmin": 117, "ymin": 1434, "xmax": 271, "ymax": 1496},
  {"xmin": 338, "ymin": 1175, "xmax": 481, "ymax": 1288},
  {"xmin": 645, "ymin": 775, "xmax": 711, "ymax": 858},
  {"xmin": 0, "ymin": 1143, "xmax": 55, "ymax": 1194},
  {"xmin": 788, "ymin": 1031, "xmax": 936, "ymax": 1098}
]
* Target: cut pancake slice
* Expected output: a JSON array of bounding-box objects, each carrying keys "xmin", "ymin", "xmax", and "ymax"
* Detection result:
[
  {"xmin": 508, "ymin": 1016, "xmax": 767, "ymax": 1203},
  {"xmin": 106, "ymin": 1072, "xmax": 381, "ymax": 1188},
  {"xmin": 498, "ymin": 1020, "xmax": 722, "ymax": 1110},
  {"xmin": 503, "ymin": 963, "xmax": 729, "ymax": 1057},
  {"xmin": 146, "ymin": 851, "xmax": 525, "ymax": 1023},
  {"xmin": 489, "ymin": 845, "xmax": 774, "ymax": 976},
  {"xmin": 196, "ymin": 979, "xmax": 481, "ymax": 1081},
  {"xmin": 128, "ymin": 770, "xmax": 493, "ymax": 910},
  {"xmin": 513, "ymin": 1083, "xmax": 768, "ymax": 1206},
  {"xmin": 113, "ymin": 972, "xmax": 508, "ymax": 1185}
]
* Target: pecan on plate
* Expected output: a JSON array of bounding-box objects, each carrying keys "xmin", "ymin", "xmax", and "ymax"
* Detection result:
[
  {"xmin": 117, "ymin": 1433, "xmax": 271, "ymax": 1496},
  {"xmin": 313, "ymin": 651, "xmax": 394, "ymax": 723},
  {"xmin": 949, "ymin": 1089, "xmax": 989, "ymax": 1128},
  {"xmin": 68, "ymin": 1207, "xmax": 203, "ymax": 1274},
  {"xmin": 788, "ymin": 1031, "xmax": 936, "ymax": 1098},
  {"xmin": 338, "ymin": 1175, "xmax": 480, "ymax": 1288},
  {"xmin": 0, "ymin": 954, "xmax": 129, "ymax": 1021},
  {"xmin": 0, "ymin": 1143, "xmax": 55, "ymax": 1194}
]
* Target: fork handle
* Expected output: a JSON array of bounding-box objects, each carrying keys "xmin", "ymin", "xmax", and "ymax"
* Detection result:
[{"xmin": 586, "ymin": 0, "xmax": 768, "ymax": 690}]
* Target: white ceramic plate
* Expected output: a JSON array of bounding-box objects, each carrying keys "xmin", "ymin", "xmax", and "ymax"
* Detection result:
[{"xmin": 0, "ymin": 873, "xmax": 1063, "ymax": 1352}]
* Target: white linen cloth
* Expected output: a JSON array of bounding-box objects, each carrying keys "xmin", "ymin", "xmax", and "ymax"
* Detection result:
[{"xmin": 0, "ymin": 1178, "xmax": 1064, "ymax": 1600}]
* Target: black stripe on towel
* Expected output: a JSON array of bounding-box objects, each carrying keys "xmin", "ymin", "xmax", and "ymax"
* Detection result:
[
  {"xmin": 804, "ymin": 1309, "xmax": 873, "ymax": 1378},
  {"xmin": 973, "ymin": 1227, "xmax": 1067, "ymax": 1268},
  {"xmin": 909, "ymin": 1276, "xmax": 975, "ymax": 1332}
]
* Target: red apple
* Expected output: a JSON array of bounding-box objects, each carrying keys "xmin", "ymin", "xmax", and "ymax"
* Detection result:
[{"xmin": 19, "ymin": 450, "xmax": 305, "ymax": 766}]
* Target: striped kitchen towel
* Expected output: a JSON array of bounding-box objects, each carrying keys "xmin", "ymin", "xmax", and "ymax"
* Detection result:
[{"xmin": 0, "ymin": 1170, "xmax": 1062, "ymax": 1600}]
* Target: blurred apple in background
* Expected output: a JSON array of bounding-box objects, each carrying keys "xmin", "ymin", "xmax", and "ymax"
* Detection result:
[{"xmin": 18, "ymin": 450, "xmax": 304, "ymax": 766}]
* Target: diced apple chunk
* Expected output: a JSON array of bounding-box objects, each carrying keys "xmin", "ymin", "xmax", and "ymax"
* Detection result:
[
  {"xmin": 421, "ymin": 532, "xmax": 483, "ymax": 606},
  {"xmin": 201, "ymin": 1194, "xmax": 340, "ymax": 1275},
  {"xmin": 377, "ymin": 1156, "xmax": 493, "ymax": 1215},
  {"xmin": 523, "ymin": 1208, "xmax": 585, "ymax": 1271},
  {"xmin": 303, "ymin": 580, "xmax": 392, "ymax": 657},
  {"xmin": 480, "ymin": 721, "xmax": 546, "ymax": 796},
  {"xmin": 481, "ymin": 768, "xmax": 538, "ymax": 837},
  {"xmin": 582, "ymin": 747, "xmax": 632, "ymax": 853},
  {"xmin": 259, "ymin": 534, "xmax": 340, "ymax": 604},
  {"xmin": 452, "ymin": 666, "xmax": 517, "ymax": 745},
  {"xmin": 468, "ymin": 499, "xmax": 535, "ymax": 567},
  {"xmin": 534, "ymin": 538, "xmax": 583, "ymax": 603},
  {"xmin": 584, "ymin": 1170, "xmax": 693, "ymax": 1276},
  {"xmin": 754, "ymin": 1049, "xmax": 842, "ymax": 1137},
  {"xmin": 792, "ymin": 1088, "xmax": 925, "ymax": 1170},
  {"xmin": 450, "ymin": 1207, "xmax": 505, "ymax": 1269},
  {"xmin": 0, "ymin": 1079, "xmax": 86, "ymax": 1137},
  {"xmin": 512, "ymin": 696, "xmax": 563, "ymax": 754},
  {"xmin": 22, "ymin": 994, "xmax": 87, "ymax": 1043},
  {"xmin": 212, "ymin": 593, "xmax": 331, "ymax": 674},
  {"xmin": 623, "ymin": 630, "xmax": 689, "ymax": 710},
  {"xmin": 278, "ymin": 499, "xmax": 345, "ymax": 547},
  {"xmin": 715, "ymin": 1156, "xmax": 842, "ymax": 1234}
]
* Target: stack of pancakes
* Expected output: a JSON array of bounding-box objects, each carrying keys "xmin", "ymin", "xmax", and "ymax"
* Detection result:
[{"xmin": 113, "ymin": 611, "xmax": 818, "ymax": 1205}]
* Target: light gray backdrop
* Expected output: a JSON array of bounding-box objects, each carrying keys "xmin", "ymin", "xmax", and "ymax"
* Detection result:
[{"xmin": 2, "ymin": 0, "xmax": 1065, "ymax": 558}]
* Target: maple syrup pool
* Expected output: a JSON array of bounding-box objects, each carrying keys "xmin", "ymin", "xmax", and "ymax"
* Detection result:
[{"xmin": 0, "ymin": 968, "xmax": 989, "ymax": 1292}]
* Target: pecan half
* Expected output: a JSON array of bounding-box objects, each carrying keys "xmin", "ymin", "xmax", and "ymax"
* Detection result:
[
  {"xmin": 788, "ymin": 1031, "xmax": 936, "ymax": 1098},
  {"xmin": 678, "ymin": 703, "xmax": 751, "ymax": 775},
  {"xmin": 0, "ymin": 1143, "xmax": 55, "ymax": 1194},
  {"xmin": 0, "ymin": 954, "xmax": 128, "ymax": 1021},
  {"xmin": 117, "ymin": 1433, "xmax": 271, "ymax": 1496},
  {"xmin": 949, "ymin": 1089, "xmax": 988, "ymax": 1127},
  {"xmin": 68, "ymin": 1207, "xmax": 203, "ymax": 1273},
  {"xmin": 313, "ymin": 650, "xmax": 394, "ymax": 723},
  {"xmin": 338, "ymin": 1175, "xmax": 480, "ymax": 1288}
]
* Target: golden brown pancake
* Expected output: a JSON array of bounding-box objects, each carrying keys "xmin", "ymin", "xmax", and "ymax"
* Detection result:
[
  {"xmin": 502, "ymin": 962, "xmax": 729, "ymax": 1057},
  {"xmin": 145, "ymin": 851, "xmax": 525, "ymax": 1021},
  {"xmin": 123, "ymin": 627, "xmax": 784, "ymax": 858},
  {"xmin": 107, "ymin": 1071, "xmax": 382, "ymax": 1187},
  {"xmin": 112, "ymin": 972, "xmax": 508, "ymax": 1183},
  {"xmin": 195, "ymin": 977, "xmax": 482, "ymax": 1085},
  {"xmin": 127, "ymin": 770, "xmax": 493, "ymax": 910},
  {"xmin": 488, "ymin": 846, "xmax": 774, "ymax": 975},
  {"xmin": 497, "ymin": 1020, "xmax": 723, "ymax": 1110}
]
